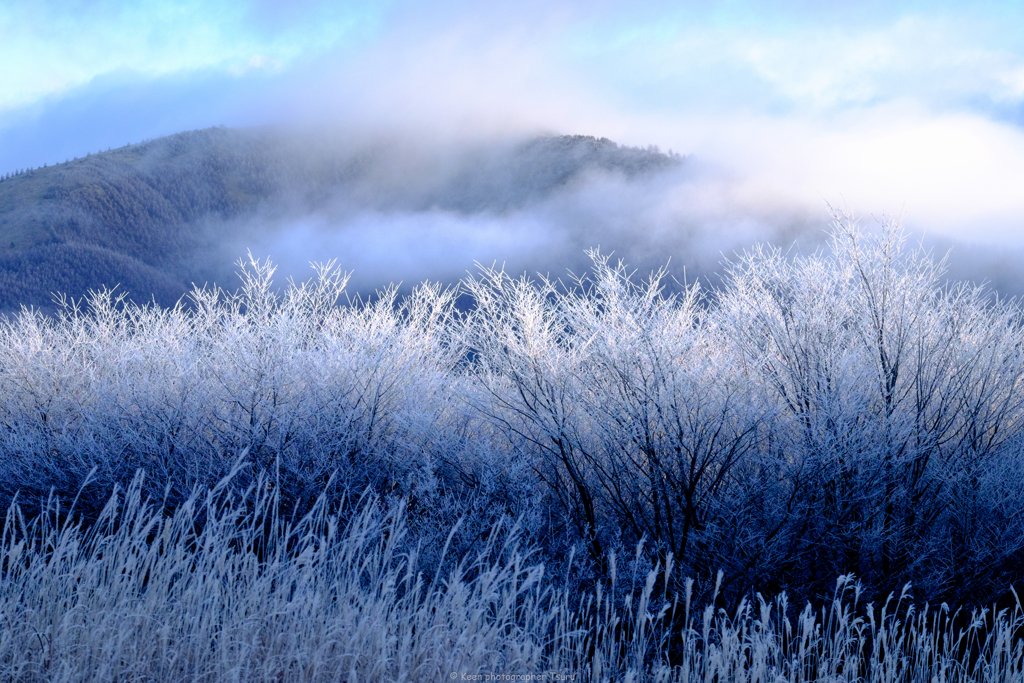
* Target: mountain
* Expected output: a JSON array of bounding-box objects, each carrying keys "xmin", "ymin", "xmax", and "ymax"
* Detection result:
[{"xmin": 0, "ymin": 127, "xmax": 681, "ymax": 314}]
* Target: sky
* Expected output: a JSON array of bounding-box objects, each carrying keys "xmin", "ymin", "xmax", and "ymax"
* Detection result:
[{"xmin": 2, "ymin": 0, "xmax": 1024, "ymax": 251}]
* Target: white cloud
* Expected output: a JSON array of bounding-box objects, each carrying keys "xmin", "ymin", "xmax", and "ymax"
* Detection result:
[
  {"xmin": 668, "ymin": 107, "xmax": 1024, "ymax": 245},
  {"xmin": 228, "ymin": 54, "xmax": 284, "ymax": 76},
  {"xmin": 0, "ymin": 0, "xmax": 379, "ymax": 113},
  {"xmin": 4, "ymin": 0, "xmax": 1024, "ymax": 254},
  {"xmin": 565, "ymin": 13, "xmax": 1024, "ymax": 115}
]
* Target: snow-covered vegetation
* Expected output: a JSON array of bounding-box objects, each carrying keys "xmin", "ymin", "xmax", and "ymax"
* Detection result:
[
  {"xmin": 3, "ymin": 480, "xmax": 1023, "ymax": 681},
  {"xmin": 2, "ymin": 212, "xmax": 1023, "ymax": 679}
]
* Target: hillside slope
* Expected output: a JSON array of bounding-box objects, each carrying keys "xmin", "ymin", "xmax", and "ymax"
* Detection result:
[{"xmin": 0, "ymin": 127, "xmax": 680, "ymax": 313}]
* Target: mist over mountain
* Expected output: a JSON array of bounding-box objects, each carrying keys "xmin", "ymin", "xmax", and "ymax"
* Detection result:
[
  {"xmin": 2, "ymin": 124, "xmax": 1021, "ymax": 316},
  {"xmin": 0, "ymin": 126, "xmax": 695, "ymax": 312}
]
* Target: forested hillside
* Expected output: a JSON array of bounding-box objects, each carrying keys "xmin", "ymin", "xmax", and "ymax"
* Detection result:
[{"xmin": 0, "ymin": 127, "xmax": 679, "ymax": 314}]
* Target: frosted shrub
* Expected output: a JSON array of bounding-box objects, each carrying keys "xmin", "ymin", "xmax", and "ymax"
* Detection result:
[
  {"xmin": 462, "ymin": 252, "xmax": 774, "ymax": 591},
  {"xmin": 715, "ymin": 213, "xmax": 1024, "ymax": 599},
  {"xmin": 0, "ymin": 256, "xmax": 463, "ymax": 519}
]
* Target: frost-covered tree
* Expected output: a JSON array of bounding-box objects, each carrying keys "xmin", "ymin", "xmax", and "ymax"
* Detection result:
[
  {"xmin": 0, "ymin": 213, "xmax": 1022, "ymax": 605},
  {"xmin": 716, "ymin": 212, "xmax": 1024, "ymax": 599},
  {"xmin": 0, "ymin": 256, "xmax": 463, "ymax": 522}
]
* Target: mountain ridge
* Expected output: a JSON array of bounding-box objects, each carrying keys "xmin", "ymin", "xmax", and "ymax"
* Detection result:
[{"xmin": 0, "ymin": 126, "xmax": 681, "ymax": 313}]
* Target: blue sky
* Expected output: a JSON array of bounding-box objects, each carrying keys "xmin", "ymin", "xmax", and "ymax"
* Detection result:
[{"xmin": 3, "ymin": 0, "xmax": 1024, "ymax": 243}]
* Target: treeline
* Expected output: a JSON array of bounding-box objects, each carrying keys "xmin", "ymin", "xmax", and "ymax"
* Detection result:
[
  {"xmin": 0, "ymin": 243, "xmax": 187, "ymax": 310},
  {"xmin": 1, "ymin": 214, "xmax": 1016, "ymax": 610},
  {"xmin": 0, "ymin": 129, "xmax": 281, "ymax": 312},
  {"xmin": 0, "ymin": 167, "xmax": 40, "ymax": 180}
]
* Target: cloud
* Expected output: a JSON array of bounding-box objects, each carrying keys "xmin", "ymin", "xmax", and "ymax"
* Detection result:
[
  {"xmin": 204, "ymin": 141, "xmax": 826, "ymax": 297},
  {"xmin": 0, "ymin": 69, "xmax": 281, "ymax": 168},
  {"xmin": 0, "ymin": 0, "xmax": 382, "ymax": 114},
  {"xmin": 565, "ymin": 10, "xmax": 1024, "ymax": 114},
  {"xmin": 244, "ymin": 7, "xmax": 1024, "ymax": 248},
  {"xmin": 228, "ymin": 54, "xmax": 283, "ymax": 77},
  {"xmin": 658, "ymin": 106, "xmax": 1024, "ymax": 246}
]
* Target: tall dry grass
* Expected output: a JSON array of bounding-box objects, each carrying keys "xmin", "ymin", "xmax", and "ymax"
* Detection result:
[{"xmin": 1, "ymin": 468, "xmax": 1021, "ymax": 682}]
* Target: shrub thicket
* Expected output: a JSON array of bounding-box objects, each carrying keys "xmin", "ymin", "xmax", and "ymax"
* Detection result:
[{"xmin": 1, "ymin": 213, "xmax": 1023, "ymax": 675}]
